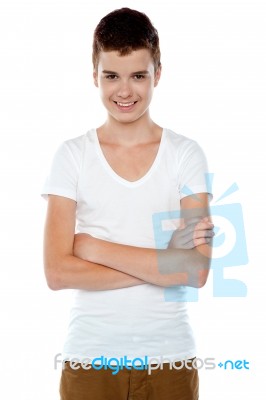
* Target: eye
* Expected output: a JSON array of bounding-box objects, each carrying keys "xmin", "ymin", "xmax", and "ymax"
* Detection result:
[
  {"xmin": 134, "ymin": 74, "xmax": 145, "ymax": 80},
  {"xmin": 105, "ymin": 74, "xmax": 118, "ymax": 80}
]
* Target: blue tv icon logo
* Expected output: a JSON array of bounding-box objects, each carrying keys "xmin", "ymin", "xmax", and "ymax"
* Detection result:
[{"xmin": 152, "ymin": 174, "xmax": 248, "ymax": 301}]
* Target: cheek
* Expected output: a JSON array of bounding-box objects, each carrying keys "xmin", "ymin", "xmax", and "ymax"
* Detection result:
[
  {"xmin": 142, "ymin": 83, "xmax": 154, "ymax": 99},
  {"xmin": 99, "ymin": 82, "xmax": 114, "ymax": 97},
  {"xmin": 98, "ymin": 85, "xmax": 109, "ymax": 100},
  {"xmin": 142, "ymin": 80, "xmax": 154, "ymax": 95}
]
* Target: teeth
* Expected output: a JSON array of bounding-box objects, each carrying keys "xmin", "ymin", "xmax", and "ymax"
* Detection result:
[{"xmin": 116, "ymin": 102, "xmax": 135, "ymax": 107}]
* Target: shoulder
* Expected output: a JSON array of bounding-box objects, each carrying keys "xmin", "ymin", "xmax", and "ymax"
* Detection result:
[
  {"xmin": 58, "ymin": 128, "xmax": 94, "ymax": 159},
  {"xmin": 163, "ymin": 128, "xmax": 204, "ymax": 156},
  {"xmin": 63, "ymin": 129, "xmax": 92, "ymax": 151}
]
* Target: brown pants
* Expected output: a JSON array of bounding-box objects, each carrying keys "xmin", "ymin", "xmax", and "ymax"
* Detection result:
[{"xmin": 60, "ymin": 359, "xmax": 199, "ymax": 400}]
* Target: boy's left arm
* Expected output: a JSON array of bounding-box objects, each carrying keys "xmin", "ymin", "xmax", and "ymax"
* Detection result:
[{"xmin": 74, "ymin": 193, "xmax": 213, "ymax": 289}]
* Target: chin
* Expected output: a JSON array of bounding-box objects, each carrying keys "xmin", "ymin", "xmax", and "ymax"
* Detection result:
[{"xmin": 108, "ymin": 112, "xmax": 140, "ymax": 124}]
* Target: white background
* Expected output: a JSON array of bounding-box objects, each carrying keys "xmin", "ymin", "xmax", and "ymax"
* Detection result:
[{"xmin": 0, "ymin": 0, "xmax": 265, "ymax": 398}]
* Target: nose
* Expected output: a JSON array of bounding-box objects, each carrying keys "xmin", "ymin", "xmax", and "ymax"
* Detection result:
[{"xmin": 117, "ymin": 79, "xmax": 133, "ymax": 98}]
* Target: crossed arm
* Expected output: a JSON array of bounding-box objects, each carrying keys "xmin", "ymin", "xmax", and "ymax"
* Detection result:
[{"xmin": 43, "ymin": 193, "xmax": 213, "ymax": 291}]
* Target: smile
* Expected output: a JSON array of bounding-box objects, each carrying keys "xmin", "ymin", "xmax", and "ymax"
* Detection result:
[{"xmin": 114, "ymin": 101, "xmax": 137, "ymax": 108}]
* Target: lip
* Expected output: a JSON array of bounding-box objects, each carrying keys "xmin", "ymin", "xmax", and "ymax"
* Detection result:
[{"xmin": 113, "ymin": 101, "xmax": 138, "ymax": 112}]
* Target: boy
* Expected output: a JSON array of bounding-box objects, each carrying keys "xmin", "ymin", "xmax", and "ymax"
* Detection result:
[{"xmin": 42, "ymin": 7, "xmax": 213, "ymax": 400}]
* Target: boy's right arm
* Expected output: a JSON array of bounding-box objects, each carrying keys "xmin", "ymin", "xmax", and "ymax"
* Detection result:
[{"xmin": 43, "ymin": 194, "xmax": 147, "ymax": 291}]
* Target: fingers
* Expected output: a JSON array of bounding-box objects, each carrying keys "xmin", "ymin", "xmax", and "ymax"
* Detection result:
[
  {"xmin": 182, "ymin": 236, "xmax": 213, "ymax": 249},
  {"xmin": 194, "ymin": 220, "xmax": 214, "ymax": 231},
  {"xmin": 192, "ymin": 220, "xmax": 215, "ymax": 246},
  {"xmin": 202, "ymin": 216, "xmax": 213, "ymax": 223},
  {"xmin": 178, "ymin": 220, "xmax": 214, "ymax": 238},
  {"xmin": 193, "ymin": 229, "xmax": 215, "ymax": 240},
  {"xmin": 194, "ymin": 236, "xmax": 213, "ymax": 246},
  {"xmin": 169, "ymin": 216, "xmax": 215, "ymax": 250},
  {"xmin": 177, "ymin": 218, "xmax": 215, "ymax": 248},
  {"xmin": 180, "ymin": 229, "xmax": 214, "ymax": 247},
  {"xmin": 181, "ymin": 217, "xmax": 213, "ymax": 229}
]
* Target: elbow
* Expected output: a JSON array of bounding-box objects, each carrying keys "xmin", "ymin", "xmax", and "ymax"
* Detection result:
[
  {"xmin": 195, "ymin": 258, "xmax": 211, "ymax": 288},
  {"xmin": 46, "ymin": 275, "xmax": 61, "ymax": 291},
  {"xmin": 160, "ymin": 270, "xmax": 209, "ymax": 289},
  {"xmin": 156, "ymin": 248, "xmax": 211, "ymax": 289},
  {"xmin": 196, "ymin": 269, "xmax": 209, "ymax": 288},
  {"xmin": 44, "ymin": 262, "xmax": 64, "ymax": 291},
  {"xmin": 45, "ymin": 270, "xmax": 62, "ymax": 291},
  {"xmin": 193, "ymin": 247, "xmax": 212, "ymax": 288}
]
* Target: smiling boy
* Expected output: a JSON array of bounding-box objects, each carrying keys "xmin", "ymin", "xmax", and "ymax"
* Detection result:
[{"xmin": 42, "ymin": 8, "xmax": 213, "ymax": 400}]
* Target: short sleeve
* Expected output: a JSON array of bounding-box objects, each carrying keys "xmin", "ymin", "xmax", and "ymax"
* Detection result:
[
  {"xmin": 41, "ymin": 140, "xmax": 81, "ymax": 202},
  {"xmin": 178, "ymin": 140, "xmax": 213, "ymax": 201}
]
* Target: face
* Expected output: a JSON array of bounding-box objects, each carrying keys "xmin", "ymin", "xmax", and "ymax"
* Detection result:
[{"xmin": 93, "ymin": 49, "xmax": 161, "ymax": 124}]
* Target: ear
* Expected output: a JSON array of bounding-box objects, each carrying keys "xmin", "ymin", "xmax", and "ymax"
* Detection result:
[
  {"xmin": 154, "ymin": 65, "xmax": 162, "ymax": 87},
  {"xmin": 93, "ymin": 70, "xmax": 98, "ymax": 87}
]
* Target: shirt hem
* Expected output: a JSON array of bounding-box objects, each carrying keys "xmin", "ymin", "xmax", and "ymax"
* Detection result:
[{"xmin": 60, "ymin": 350, "xmax": 197, "ymax": 366}]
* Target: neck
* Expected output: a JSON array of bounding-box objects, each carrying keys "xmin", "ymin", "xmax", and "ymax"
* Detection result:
[{"xmin": 97, "ymin": 111, "xmax": 162, "ymax": 146}]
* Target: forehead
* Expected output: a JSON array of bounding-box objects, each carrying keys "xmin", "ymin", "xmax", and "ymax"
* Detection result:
[{"xmin": 97, "ymin": 49, "xmax": 154, "ymax": 72}]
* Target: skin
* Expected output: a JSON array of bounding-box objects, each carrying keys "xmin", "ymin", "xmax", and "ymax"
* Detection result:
[{"xmin": 43, "ymin": 49, "xmax": 214, "ymax": 291}]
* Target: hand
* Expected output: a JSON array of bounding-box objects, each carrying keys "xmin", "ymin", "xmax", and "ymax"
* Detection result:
[
  {"xmin": 73, "ymin": 233, "xmax": 98, "ymax": 262},
  {"xmin": 168, "ymin": 216, "xmax": 214, "ymax": 250}
]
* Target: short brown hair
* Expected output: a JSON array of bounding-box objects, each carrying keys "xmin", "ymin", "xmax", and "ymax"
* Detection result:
[{"xmin": 92, "ymin": 8, "xmax": 161, "ymax": 72}]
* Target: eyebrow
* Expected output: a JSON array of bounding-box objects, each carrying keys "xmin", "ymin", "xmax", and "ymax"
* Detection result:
[{"xmin": 102, "ymin": 70, "xmax": 150, "ymax": 75}]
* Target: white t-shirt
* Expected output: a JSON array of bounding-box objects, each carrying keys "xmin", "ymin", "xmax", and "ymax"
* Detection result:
[{"xmin": 42, "ymin": 127, "xmax": 212, "ymax": 366}]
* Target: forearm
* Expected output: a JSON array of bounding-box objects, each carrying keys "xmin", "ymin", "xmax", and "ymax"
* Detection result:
[
  {"xmin": 88, "ymin": 240, "xmax": 211, "ymax": 288},
  {"xmin": 45, "ymin": 254, "xmax": 148, "ymax": 291},
  {"xmin": 72, "ymin": 194, "xmax": 213, "ymax": 289},
  {"xmin": 44, "ymin": 195, "xmax": 148, "ymax": 291}
]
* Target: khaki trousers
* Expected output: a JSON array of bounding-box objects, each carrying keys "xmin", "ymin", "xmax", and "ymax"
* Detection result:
[{"xmin": 60, "ymin": 359, "xmax": 199, "ymax": 400}]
